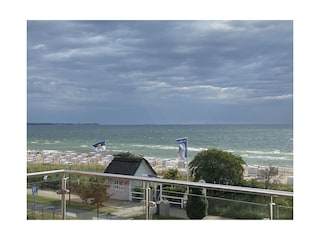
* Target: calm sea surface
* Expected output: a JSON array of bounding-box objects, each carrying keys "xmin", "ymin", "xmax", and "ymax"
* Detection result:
[{"xmin": 27, "ymin": 124, "xmax": 293, "ymax": 168}]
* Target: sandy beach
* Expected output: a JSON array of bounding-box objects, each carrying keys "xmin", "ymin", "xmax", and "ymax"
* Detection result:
[{"xmin": 27, "ymin": 150, "xmax": 293, "ymax": 185}]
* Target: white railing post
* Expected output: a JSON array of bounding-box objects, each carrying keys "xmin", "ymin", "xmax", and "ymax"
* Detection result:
[
  {"xmin": 61, "ymin": 176, "xmax": 69, "ymax": 220},
  {"xmin": 145, "ymin": 182, "xmax": 151, "ymax": 220},
  {"xmin": 270, "ymin": 196, "xmax": 276, "ymax": 220}
]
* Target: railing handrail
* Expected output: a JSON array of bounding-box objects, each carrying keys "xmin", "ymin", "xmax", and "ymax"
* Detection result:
[{"xmin": 27, "ymin": 169, "xmax": 293, "ymax": 198}]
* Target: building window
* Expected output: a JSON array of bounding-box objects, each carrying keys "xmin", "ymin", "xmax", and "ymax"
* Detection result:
[{"xmin": 113, "ymin": 179, "xmax": 124, "ymax": 191}]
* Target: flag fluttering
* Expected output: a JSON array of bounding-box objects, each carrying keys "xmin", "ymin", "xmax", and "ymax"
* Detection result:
[
  {"xmin": 92, "ymin": 141, "xmax": 106, "ymax": 152},
  {"xmin": 176, "ymin": 137, "xmax": 188, "ymax": 161}
]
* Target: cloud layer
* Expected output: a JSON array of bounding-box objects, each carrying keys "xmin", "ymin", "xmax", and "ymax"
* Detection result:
[{"xmin": 27, "ymin": 20, "xmax": 293, "ymax": 124}]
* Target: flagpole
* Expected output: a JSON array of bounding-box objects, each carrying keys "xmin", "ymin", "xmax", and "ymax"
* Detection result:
[
  {"xmin": 176, "ymin": 137, "xmax": 189, "ymax": 205},
  {"xmin": 176, "ymin": 137, "xmax": 189, "ymax": 181},
  {"xmin": 186, "ymin": 137, "xmax": 189, "ymax": 182},
  {"xmin": 185, "ymin": 137, "xmax": 189, "ymax": 202}
]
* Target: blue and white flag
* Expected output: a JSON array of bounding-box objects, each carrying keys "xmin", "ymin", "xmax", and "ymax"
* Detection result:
[
  {"xmin": 92, "ymin": 141, "xmax": 106, "ymax": 152},
  {"xmin": 176, "ymin": 137, "xmax": 188, "ymax": 161}
]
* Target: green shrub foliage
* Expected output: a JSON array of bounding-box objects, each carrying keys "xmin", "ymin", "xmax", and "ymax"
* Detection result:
[{"xmin": 186, "ymin": 188, "xmax": 208, "ymax": 219}]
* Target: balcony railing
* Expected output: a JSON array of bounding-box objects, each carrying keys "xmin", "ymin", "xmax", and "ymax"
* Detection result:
[{"xmin": 27, "ymin": 169, "xmax": 293, "ymax": 220}]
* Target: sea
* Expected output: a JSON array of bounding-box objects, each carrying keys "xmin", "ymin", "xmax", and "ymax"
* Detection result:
[{"xmin": 27, "ymin": 124, "xmax": 293, "ymax": 168}]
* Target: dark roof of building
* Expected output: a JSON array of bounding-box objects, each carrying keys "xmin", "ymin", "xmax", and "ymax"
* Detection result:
[{"xmin": 104, "ymin": 157, "xmax": 157, "ymax": 176}]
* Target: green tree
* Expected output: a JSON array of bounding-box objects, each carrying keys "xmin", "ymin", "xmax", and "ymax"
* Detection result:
[
  {"xmin": 189, "ymin": 148, "xmax": 245, "ymax": 185},
  {"xmin": 260, "ymin": 166, "xmax": 279, "ymax": 189},
  {"xmin": 186, "ymin": 187, "xmax": 208, "ymax": 219},
  {"xmin": 163, "ymin": 168, "xmax": 181, "ymax": 180},
  {"xmin": 73, "ymin": 177, "xmax": 110, "ymax": 218}
]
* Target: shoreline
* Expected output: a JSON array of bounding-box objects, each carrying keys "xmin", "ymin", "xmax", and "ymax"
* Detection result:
[{"xmin": 27, "ymin": 149, "xmax": 293, "ymax": 185}]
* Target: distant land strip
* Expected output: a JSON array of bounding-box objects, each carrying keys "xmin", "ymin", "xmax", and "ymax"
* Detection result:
[{"xmin": 27, "ymin": 122, "xmax": 100, "ymax": 125}]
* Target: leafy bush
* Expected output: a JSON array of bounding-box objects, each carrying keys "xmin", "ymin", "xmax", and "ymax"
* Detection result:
[{"xmin": 186, "ymin": 188, "xmax": 208, "ymax": 219}]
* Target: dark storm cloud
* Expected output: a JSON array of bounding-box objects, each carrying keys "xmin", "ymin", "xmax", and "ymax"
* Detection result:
[{"xmin": 27, "ymin": 20, "xmax": 293, "ymax": 124}]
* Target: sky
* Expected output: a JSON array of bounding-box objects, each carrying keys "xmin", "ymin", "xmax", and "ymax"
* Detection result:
[{"xmin": 27, "ymin": 20, "xmax": 293, "ymax": 125}]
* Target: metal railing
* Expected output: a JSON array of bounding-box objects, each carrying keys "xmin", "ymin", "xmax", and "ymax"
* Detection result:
[{"xmin": 27, "ymin": 169, "xmax": 293, "ymax": 220}]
